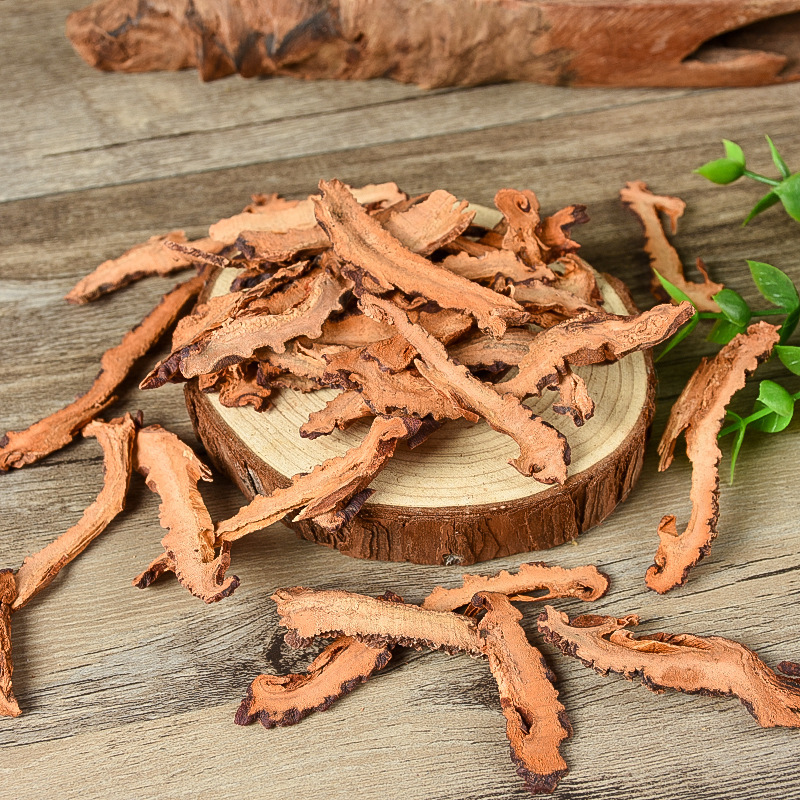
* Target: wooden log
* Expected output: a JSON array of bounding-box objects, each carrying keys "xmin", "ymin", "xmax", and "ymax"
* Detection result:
[
  {"xmin": 67, "ymin": 0, "xmax": 800, "ymax": 88},
  {"xmin": 185, "ymin": 264, "xmax": 656, "ymax": 566}
]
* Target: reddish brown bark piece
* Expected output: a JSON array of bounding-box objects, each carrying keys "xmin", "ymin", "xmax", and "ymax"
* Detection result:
[
  {"xmin": 216, "ymin": 362, "xmax": 273, "ymax": 411},
  {"xmin": 68, "ymin": 1, "xmax": 800, "ymax": 88},
  {"xmin": 325, "ymin": 351, "xmax": 466, "ymax": 422},
  {"xmin": 0, "ymin": 274, "xmax": 204, "ymax": 471},
  {"xmin": 65, "ymin": 232, "xmax": 223, "ymax": 304},
  {"xmin": 382, "ymin": 190, "xmax": 474, "ymax": 256},
  {"xmin": 620, "ymin": 181, "xmax": 724, "ymax": 312},
  {"xmin": 236, "ymin": 563, "xmax": 607, "ymax": 736},
  {"xmin": 300, "ymin": 392, "xmax": 374, "ymax": 439},
  {"xmin": 501, "ymin": 303, "xmax": 694, "ymax": 424},
  {"xmin": 475, "ymin": 593, "xmax": 571, "ymax": 795},
  {"xmin": 360, "ymin": 294, "xmax": 570, "ymax": 483},
  {"xmin": 509, "ymin": 279, "xmax": 602, "ymax": 327},
  {"xmin": 319, "ymin": 313, "xmax": 396, "ymax": 348},
  {"xmin": 208, "ymin": 183, "xmax": 405, "ymax": 244},
  {"xmin": 422, "ymin": 562, "xmax": 609, "ymax": 612},
  {"xmin": 134, "ymin": 425, "xmax": 239, "ymax": 603},
  {"xmin": 0, "ymin": 570, "xmax": 20, "ymax": 718},
  {"xmin": 448, "ymin": 329, "xmax": 536, "ymax": 373},
  {"xmin": 144, "ymin": 269, "xmax": 349, "ymax": 384},
  {"xmin": 315, "ymin": 179, "xmax": 527, "ymax": 337},
  {"xmin": 442, "ymin": 249, "xmax": 541, "ymax": 284},
  {"xmin": 215, "ymin": 415, "xmax": 416, "ymax": 544},
  {"xmin": 494, "ymin": 190, "xmax": 556, "ymax": 280},
  {"xmin": 235, "ymin": 636, "xmax": 393, "ymax": 728},
  {"xmin": 13, "ymin": 414, "xmax": 137, "ymax": 611},
  {"xmin": 538, "ymin": 606, "xmax": 800, "ymax": 728},
  {"xmin": 273, "ymin": 587, "xmax": 484, "ymax": 654},
  {"xmin": 646, "ymin": 321, "xmax": 780, "ymax": 593}
]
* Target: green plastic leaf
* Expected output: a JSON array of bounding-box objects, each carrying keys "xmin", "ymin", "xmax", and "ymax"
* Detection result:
[
  {"xmin": 723, "ymin": 139, "xmax": 746, "ymax": 166},
  {"xmin": 757, "ymin": 379, "xmax": 794, "ymax": 418},
  {"xmin": 780, "ymin": 306, "xmax": 800, "ymax": 344},
  {"xmin": 747, "ymin": 260, "xmax": 800, "ymax": 310},
  {"xmin": 656, "ymin": 313, "xmax": 699, "ymax": 362},
  {"xmin": 751, "ymin": 409, "xmax": 793, "ymax": 433},
  {"xmin": 773, "ymin": 173, "xmax": 800, "ymax": 222},
  {"xmin": 729, "ymin": 422, "xmax": 747, "ymax": 483},
  {"xmin": 713, "ymin": 288, "xmax": 751, "ymax": 327},
  {"xmin": 742, "ymin": 190, "xmax": 780, "ymax": 225},
  {"xmin": 775, "ymin": 345, "xmax": 800, "ymax": 375},
  {"xmin": 694, "ymin": 158, "xmax": 745, "ymax": 185},
  {"xmin": 654, "ymin": 270, "xmax": 695, "ymax": 306},
  {"xmin": 707, "ymin": 318, "xmax": 745, "ymax": 345},
  {"xmin": 765, "ymin": 135, "xmax": 791, "ymax": 179}
]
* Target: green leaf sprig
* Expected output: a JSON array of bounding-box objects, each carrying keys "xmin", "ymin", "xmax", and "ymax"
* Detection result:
[
  {"xmin": 655, "ymin": 261, "xmax": 800, "ymax": 480},
  {"xmin": 694, "ymin": 136, "xmax": 800, "ymax": 225}
]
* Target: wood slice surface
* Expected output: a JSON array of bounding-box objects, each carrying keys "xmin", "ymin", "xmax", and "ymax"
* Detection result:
[{"xmin": 186, "ymin": 222, "xmax": 657, "ymax": 566}]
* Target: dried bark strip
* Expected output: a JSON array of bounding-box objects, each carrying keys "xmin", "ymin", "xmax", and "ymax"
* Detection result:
[
  {"xmin": 13, "ymin": 414, "xmax": 137, "ymax": 611},
  {"xmin": 209, "ymin": 183, "xmax": 406, "ymax": 244},
  {"xmin": 216, "ymin": 362, "xmax": 273, "ymax": 411},
  {"xmin": 65, "ymin": 232, "xmax": 223, "ymax": 304},
  {"xmin": 448, "ymin": 328, "xmax": 537, "ymax": 373},
  {"xmin": 501, "ymin": 303, "xmax": 694, "ymax": 424},
  {"xmin": 134, "ymin": 425, "xmax": 239, "ymax": 603},
  {"xmin": 360, "ymin": 294, "xmax": 570, "ymax": 483},
  {"xmin": 146, "ymin": 270, "xmax": 349, "ymax": 383},
  {"xmin": 0, "ymin": 571, "xmax": 19, "ymax": 717},
  {"xmin": 272, "ymin": 587, "xmax": 483, "ymax": 654},
  {"xmin": 325, "ymin": 352, "xmax": 466, "ymax": 421},
  {"xmin": 646, "ymin": 321, "xmax": 780, "ymax": 593},
  {"xmin": 538, "ymin": 606, "xmax": 800, "ymax": 728},
  {"xmin": 620, "ymin": 181, "xmax": 723, "ymax": 311},
  {"xmin": 235, "ymin": 636, "xmax": 393, "ymax": 728},
  {"xmin": 215, "ymin": 416, "xmax": 416, "ymax": 544},
  {"xmin": 494, "ymin": 189, "xmax": 557, "ymax": 279},
  {"xmin": 422, "ymin": 562, "xmax": 609, "ymax": 612},
  {"xmin": 300, "ymin": 391, "xmax": 373, "ymax": 439},
  {"xmin": 475, "ymin": 593, "xmax": 571, "ymax": 795},
  {"xmin": 0, "ymin": 274, "xmax": 205, "ymax": 471},
  {"xmin": 315, "ymin": 179, "xmax": 527, "ymax": 337},
  {"xmin": 441, "ymin": 249, "xmax": 541, "ymax": 284}
]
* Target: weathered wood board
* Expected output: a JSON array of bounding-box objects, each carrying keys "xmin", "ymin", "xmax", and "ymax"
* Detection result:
[{"xmin": 1, "ymin": 2, "xmax": 800, "ymax": 798}]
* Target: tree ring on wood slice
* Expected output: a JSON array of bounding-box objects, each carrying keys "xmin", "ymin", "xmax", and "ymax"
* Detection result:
[{"xmin": 185, "ymin": 207, "xmax": 656, "ymax": 566}]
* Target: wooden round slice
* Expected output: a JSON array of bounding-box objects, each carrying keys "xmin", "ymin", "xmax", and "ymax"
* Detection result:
[{"xmin": 186, "ymin": 214, "xmax": 656, "ymax": 566}]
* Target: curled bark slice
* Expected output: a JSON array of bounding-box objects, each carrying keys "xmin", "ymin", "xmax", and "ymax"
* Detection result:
[
  {"xmin": 134, "ymin": 425, "xmax": 239, "ymax": 603},
  {"xmin": 500, "ymin": 303, "xmax": 694, "ymax": 416},
  {"xmin": 0, "ymin": 570, "xmax": 20, "ymax": 717},
  {"xmin": 449, "ymin": 329, "xmax": 536, "ymax": 373},
  {"xmin": 147, "ymin": 269, "xmax": 349, "ymax": 383},
  {"xmin": 272, "ymin": 587, "xmax": 483, "ymax": 654},
  {"xmin": 538, "ymin": 606, "xmax": 800, "ymax": 729},
  {"xmin": 65, "ymin": 232, "xmax": 222, "ymax": 304},
  {"xmin": 475, "ymin": 593, "xmax": 571, "ymax": 794},
  {"xmin": 442, "ymin": 249, "xmax": 542, "ymax": 284},
  {"xmin": 209, "ymin": 183, "xmax": 406, "ymax": 244},
  {"xmin": 237, "ymin": 226, "xmax": 329, "ymax": 262},
  {"xmin": 300, "ymin": 391, "xmax": 373, "ymax": 439},
  {"xmin": 646, "ymin": 321, "xmax": 780, "ymax": 593},
  {"xmin": 494, "ymin": 190, "xmax": 556, "ymax": 280},
  {"xmin": 217, "ymin": 362, "xmax": 273, "ymax": 411},
  {"xmin": 620, "ymin": 181, "xmax": 723, "ymax": 312},
  {"xmin": 319, "ymin": 312, "xmax": 395, "ymax": 347},
  {"xmin": 422, "ymin": 563, "xmax": 609, "ymax": 612},
  {"xmin": 235, "ymin": 636, "xmax": 393, "ymax": 728},
  {"xmin": 509, "ymin": 279, "xmax": 601, "ymax": 326},
  {"xmin": 315, "ymin": 179, "xmax": 527, "ymax": 337},
  {"xmin": 0, "ymin": 274, "xmax": 204, "ymax": 471},
  {"xmin": 215, "ymin": 415, "xmax": 416, "ymax": 544},
  {"xmin": 326, "ymin": 352, "xmax": 466, "ymax": 421},
  {"xmin": 360, "ymin": 294, "xmax": 570, "ymax": 483},
  {"xmin": 537, "ymin": 205, "xmax": 589, "ymax": 260},
  {"xmin": 381, "ymin": 190, "xmax": 474, "ymax": 255},
  {"xmin": 13, "ymin": 414, "xmax": 137, "ymax": 611}
]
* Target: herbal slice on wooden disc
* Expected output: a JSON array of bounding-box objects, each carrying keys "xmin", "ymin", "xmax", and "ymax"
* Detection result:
[{"xmin": 185, "ymin": 204, "xmax": 657, "ymax": 566}]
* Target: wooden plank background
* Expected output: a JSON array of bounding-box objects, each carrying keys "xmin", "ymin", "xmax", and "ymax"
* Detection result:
[{"xmin": 1, "ymin": 2, "xmax": 800, "ymax": 798}]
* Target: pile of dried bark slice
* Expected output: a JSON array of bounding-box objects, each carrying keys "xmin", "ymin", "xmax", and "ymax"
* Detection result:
[{"xmin": 129, "ymin": 179, "xmax": 693, "ymax": 565}]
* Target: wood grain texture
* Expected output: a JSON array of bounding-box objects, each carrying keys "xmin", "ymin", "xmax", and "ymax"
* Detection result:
[{"xmin": 2, "ymin": 2, "xmax": 800, "ymax": 798}]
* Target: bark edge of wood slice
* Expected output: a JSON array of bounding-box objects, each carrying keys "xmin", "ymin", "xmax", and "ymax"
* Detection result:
[{"xmin": 186, "ymin": 271, "xmax": 656, "ymax": 566}]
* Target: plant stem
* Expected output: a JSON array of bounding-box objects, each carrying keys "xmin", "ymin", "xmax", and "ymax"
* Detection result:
[
  {"xmin": 743, "ymin": 169, "xmax": 781, "ymax": 187},
  {"xmin": 718, "ymin": 390, "xmax": 800, "ymax": 437}
]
